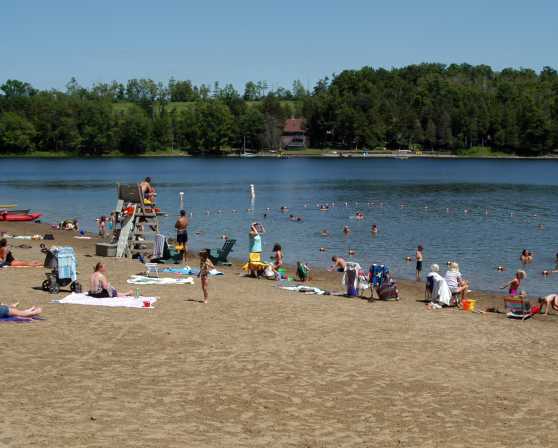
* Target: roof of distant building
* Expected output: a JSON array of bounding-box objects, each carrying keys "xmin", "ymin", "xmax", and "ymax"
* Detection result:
[{"xmin": 283, "ymin": 118, "xmax": 306, "ymax": 133}]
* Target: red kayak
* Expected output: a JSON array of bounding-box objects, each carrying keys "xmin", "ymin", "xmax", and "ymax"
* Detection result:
[{"xmin": 0, "ymin": 212, "xmax": 42, "ymax": 222}]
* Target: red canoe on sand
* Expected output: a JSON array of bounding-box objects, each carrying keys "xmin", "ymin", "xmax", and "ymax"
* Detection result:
[{"xmin": 0, "ymin": 212, "xmax": 42, "ymax": 222}]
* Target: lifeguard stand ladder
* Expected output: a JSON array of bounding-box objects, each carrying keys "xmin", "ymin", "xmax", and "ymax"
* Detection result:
[{"xmin": 114, "ymin": 183, "xmax": 160, "ymax": 258}]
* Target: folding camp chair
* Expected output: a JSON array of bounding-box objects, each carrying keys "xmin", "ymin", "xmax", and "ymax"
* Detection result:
[
  {"xmin": 144, "ymin": 263, "xmax": 160, "ymax": 278},
  {"xmin": 209, "ymin": 239, "xmax": 236, "ymax": 266},
  {"xmin": 504, "ymin": 296, "xmax": 534, "ymax": 320}
]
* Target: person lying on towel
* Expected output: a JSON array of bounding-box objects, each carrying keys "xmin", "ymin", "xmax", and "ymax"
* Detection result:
[{"xmin": 0, "ymin": 302, "xmax": 42, "ymax": 319}]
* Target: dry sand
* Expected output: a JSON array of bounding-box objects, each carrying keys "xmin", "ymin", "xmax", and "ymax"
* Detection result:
[{"xmin": 1, "ymin": 221, "xmax": 558, "ymax": 447}]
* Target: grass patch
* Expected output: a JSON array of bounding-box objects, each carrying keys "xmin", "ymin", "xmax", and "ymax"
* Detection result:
[{"xmin": 455, "ymin": 146, "xmax": 511, "ymax": 157}]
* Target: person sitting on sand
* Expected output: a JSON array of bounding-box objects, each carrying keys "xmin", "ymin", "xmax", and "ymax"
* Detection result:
[
  {"xmin": 541, "ymin": 294, "xmax": 558, "ymax": 315},
  {"xmin": 500, "ymin": 270, "xmax": 526, "ymax": 297},
  {"xmin": 444, "ymin": 262, "xmax": 469, "ymax": 302},
  {"xmin": 520, "ymin": 249, "xmax": 533, "ymax": 265},
  {"xmin": 0, "ymin": 302, "xmax": 42, "ymax": 319},
  {"xmin": 271, "ymin": 243, "xmax": 283, "ymax": 274},
  {"xmin": 88, "ymin": 262, "xmax": 133, "ymax": 298},
  {"xmin": 0, "ymin": 239, "xmax": 42, "ymax": 267},
  {"xmin": 328, "ymin": 256, "xmax": 347, "ymax": 272}
]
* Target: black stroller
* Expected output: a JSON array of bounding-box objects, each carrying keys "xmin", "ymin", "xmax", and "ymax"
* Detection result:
[{"xmin": 40, "ymin": 244, "xmax": 82, "ymax": 294}]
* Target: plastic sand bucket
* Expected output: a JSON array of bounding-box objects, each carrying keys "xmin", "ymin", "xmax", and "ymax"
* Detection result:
[{"xmin": 462, "ymin": 299, "xmax": 476, "ymax": 312}]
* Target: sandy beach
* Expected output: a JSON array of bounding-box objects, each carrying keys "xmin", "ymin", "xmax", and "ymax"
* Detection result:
[{"xmin": 1, "ymin": 221, "xmax": 558, "ymax": 447}]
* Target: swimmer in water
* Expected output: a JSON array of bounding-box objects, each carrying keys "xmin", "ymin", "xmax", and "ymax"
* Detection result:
[
  {"xmin": 343, "ymin": 225, "xmax": 351, "ymax": 235},
  {"xmin": 355, "ymin": 212, "xmax": 364, "ymax": 220},
  {"xmin": 371, "ymin": 224, "xmax": 378, "ymax": 235},
  {"xmin": 520, "ymin": 249, "xmax": 533, "ymax": 265},
  {"xmin": 320, "ymin": 229, "xmax": 329, "ymax": 237}
]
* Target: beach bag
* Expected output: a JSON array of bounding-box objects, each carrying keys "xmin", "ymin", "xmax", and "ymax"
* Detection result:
[
  {"xmin": 263, "ymin": 265, "xmax": 275, "ymax": 279},
  {"xmin": 376, "ymin": 282, "xmax": 399, "ymax": 300},
  {"xmin": 44, "ymin": 234, "xmax": 54, "ymax": 240}
]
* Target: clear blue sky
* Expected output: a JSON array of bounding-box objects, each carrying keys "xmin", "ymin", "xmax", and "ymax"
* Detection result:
[{"xmin": 1, "ymin": 0, "xmax": 556, "ymax": 91}]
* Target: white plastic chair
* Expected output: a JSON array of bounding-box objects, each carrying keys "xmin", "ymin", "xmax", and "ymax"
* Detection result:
[{"xmin": 144, "ymin": 262, "xmax": 159, "ymax": 278}]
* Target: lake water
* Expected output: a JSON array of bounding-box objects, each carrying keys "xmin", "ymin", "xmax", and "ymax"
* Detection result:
[{"xmin": 1, "ymin": 157, "xmax": 557, "ymax": 296}]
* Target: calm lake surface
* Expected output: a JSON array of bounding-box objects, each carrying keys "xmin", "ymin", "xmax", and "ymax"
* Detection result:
[{"xmin": 1, "ymin": 157, "xmax": 557, "ymax": 296}]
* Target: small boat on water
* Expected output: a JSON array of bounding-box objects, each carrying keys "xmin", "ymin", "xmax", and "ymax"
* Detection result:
[{"xmin": 0, "ymin": 207, "xmax": 42, "ymax": 222}]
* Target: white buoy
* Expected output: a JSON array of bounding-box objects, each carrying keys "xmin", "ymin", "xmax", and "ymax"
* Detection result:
[
  {"xmin": 179, "ymin": 192, "xmax": 184, "ymax": 210},
  {"xmin": 249, "ymin": 184, "xmax": 255, "ymax": 198}
]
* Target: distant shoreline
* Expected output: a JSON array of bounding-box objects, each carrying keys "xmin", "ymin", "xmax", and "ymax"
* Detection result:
[{"xmin": 1, "ymin": 150, "xmax": 558, "ymax": 160}]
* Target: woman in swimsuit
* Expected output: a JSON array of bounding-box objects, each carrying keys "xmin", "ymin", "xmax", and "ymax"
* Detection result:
[
  {"xmin": 0, "ymin": 239, "xmax": 42, "ymax": 267},
  {"xmin": 88, "ymin": 262, "xmax": 132, "ymax": 298},
  {"xmin": 501, "ymin": 270, "xmax": 526, "ymax": 296}
]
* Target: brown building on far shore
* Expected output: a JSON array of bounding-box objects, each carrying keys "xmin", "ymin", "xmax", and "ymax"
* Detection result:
[{"xmin": 281, "ymin": 118, "xmax": 307, "ymax": 149}]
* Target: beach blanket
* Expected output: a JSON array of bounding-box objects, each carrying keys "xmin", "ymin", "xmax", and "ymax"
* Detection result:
[
  {"xmin": 55, "ymin": 293, "xmax": 158, "ymax": 309},
  {"xmin": 279, "ymin": 285, "xmax": 328, "ymax": 295},
  {"xmin": 162, "ymin": 267, "xmax": 223, "ymax": 276},
  {"xmin": 0, "ymin": 316, "xmax": 45, "ymax": 323},
  {"xmin": 127, "ymin": 275, "xmax": 194, "ymax": 285},
  {"xmin": 74, "ymin": 236, "xmax": 92, "ymax": 240}
]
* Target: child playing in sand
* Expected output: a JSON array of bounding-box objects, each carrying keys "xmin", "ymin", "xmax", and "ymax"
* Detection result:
[{"xmin": 198, "ymin": 250, "xmax": 215, "ymax": 304}]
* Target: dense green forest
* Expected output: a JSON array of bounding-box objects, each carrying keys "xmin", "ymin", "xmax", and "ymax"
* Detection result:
[{"xmin": 1, "ymin": 63, "xmax": 557, "ymax": 156}]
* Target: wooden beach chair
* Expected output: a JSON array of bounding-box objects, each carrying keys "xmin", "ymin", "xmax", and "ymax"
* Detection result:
[
  {"xmin": 504, "ymin": 296, "xmax": 534, "ymax": 320},
  {"xmin": 209, "ymin": 239, "xmax": 236, "ymax": 266}
]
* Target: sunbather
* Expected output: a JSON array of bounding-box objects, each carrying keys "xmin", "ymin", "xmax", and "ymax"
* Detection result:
[
  {"xmin": 0, "ymin": 302, "xmax": 42, "ymax": 319},
  {"xmin": 0, "ymin": 239, "xmax": 42, "ymax": 267},
  {"xmin": 88, "ymin": 262, "xmax": 133, "ymax": 298}
]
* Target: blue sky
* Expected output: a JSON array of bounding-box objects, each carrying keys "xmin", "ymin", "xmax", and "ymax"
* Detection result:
[{"xmin": 1, "ymin": 0, "xmax": 556, "ymax": 91}]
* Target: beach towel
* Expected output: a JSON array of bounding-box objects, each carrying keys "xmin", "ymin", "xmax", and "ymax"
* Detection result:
[
  {"xmin": 55, "ymin": 293, "xmax": 158, "ymax": 309},
  {"xmin": 162, "ymin": 267, "xmax": 224, "ymax": 276},
  {"xmin": 127, "ymin": 275, "xmax": 194, "ymax": 285},
  {"xmin": 153, "ymin": 234, "xmax": 166, "ymax": 259},
  {"xmin": 0, "ymin": 316, "xmax": 45, "ymax": 323},
  {"xmin": 74, "ymin": 236, "xmax": 92, "ymax": 240},
  {"xmin": 429, "ymin": 272, "xmax": 452, "ymax": 306},
  {"xmin": 279, "ymin": 285, "xmax": 328, "ymax": 295},
  {"xmin": 53, "ymin": 247, "xmax": 78, "ymax": 281}
]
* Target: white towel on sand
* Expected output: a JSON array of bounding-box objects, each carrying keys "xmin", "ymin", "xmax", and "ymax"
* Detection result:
[
  {"xmin": 56, "ymin": 293, "xmax": 158, "ymax": 308},
  {"xmin": 127, "ymin": 275, "xmax": 194, "ymax": 285}
]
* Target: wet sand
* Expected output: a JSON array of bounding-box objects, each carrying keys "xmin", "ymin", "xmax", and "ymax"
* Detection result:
[{"xmin": 1, "ymin": 221, "xmax": 558, "ymax": 447}]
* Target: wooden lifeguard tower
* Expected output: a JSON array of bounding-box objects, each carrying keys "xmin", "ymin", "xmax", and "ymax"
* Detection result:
[{"xmin": 113, "ymin": 183, "xmax": 161, "ymax": 258}]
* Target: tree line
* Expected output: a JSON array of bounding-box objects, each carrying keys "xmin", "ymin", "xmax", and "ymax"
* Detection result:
[{"xmin": 0, "ymin": 63, "xmax": 557, "ymax": 155}]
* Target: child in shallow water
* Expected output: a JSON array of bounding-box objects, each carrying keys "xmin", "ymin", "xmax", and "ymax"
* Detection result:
[{"xmin": 198, "ymin": 250, "xmax": 215, "ymax": 304}]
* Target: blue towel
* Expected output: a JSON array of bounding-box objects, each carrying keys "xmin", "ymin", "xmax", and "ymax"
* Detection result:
[
  {"xmin": 162, "ymin": 267, "xmax": 198, "ymax": 275},
  {"xmin": 55, "ymin": 247, "xmax": 78, "ymax": 281},
  {"xmin": 0, "ymin": 316, "xmax": 45, "ymax": 323}
]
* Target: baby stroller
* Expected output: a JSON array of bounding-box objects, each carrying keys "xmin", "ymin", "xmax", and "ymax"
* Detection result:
[{"xmin": 40, "ymin": 244, "xmax": 82, "ymax": 294}]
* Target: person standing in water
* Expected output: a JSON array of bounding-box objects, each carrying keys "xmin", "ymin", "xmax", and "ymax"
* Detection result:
[
  {"xmin": 175, "ymin": 210, "xmax": 189, "ymax": 263},
  {"xmin": 416, "ymin": 245, "xmax": 424, "ymax": 281}
]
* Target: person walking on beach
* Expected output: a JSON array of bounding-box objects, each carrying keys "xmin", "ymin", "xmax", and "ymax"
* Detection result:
[
  {"xmin": 198, "ymin": 250, "xmax": 214, "ymax": 304},
  {"xmin": 416, "ymin": 245, "xmax": 424, "ymax": 281},
  {"xmin": 175, "ymin": 210, "xmax": 189, "ymax": 263},
  {"xmin": 500, "ymin": 270, "xmax": 526, "ymax": 297}
]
